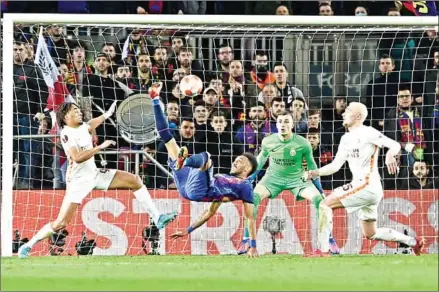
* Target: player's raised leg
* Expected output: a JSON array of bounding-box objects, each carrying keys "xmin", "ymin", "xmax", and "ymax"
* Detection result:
[
  {"xmin": 149, "ymin": 83, "xmax": 180, "ymax": 161},
  {"xmin": 107, "ymin": 170, "xmax": 177, "ymax": 229},
  {"xmin": 18, "ymin": 200, "xmax": 79, "ymax": 258}
]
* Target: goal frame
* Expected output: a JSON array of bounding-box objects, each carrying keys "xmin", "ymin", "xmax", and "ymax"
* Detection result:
[{"xmin": 2, "ymin": 13, "xmax": 438, "ymax": 257}]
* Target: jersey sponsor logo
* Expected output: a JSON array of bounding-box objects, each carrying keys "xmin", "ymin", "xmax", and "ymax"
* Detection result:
[{"xmin": 62, "ymin": 135, "xmax": 68, "ymax": 143}]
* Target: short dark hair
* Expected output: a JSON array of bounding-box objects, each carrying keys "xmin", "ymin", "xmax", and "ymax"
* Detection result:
[
  {"xmin": 307, "ymin": 127, "xmax": 320, "ymax": 134},
  {"xmin": 56, "ymin": 102, "xmax": 78, "ymax": 128},
  {"xmin": 170, "ymin": 33, "xmax": 187, "ymax": 44},
  {"xmin": 219, "ymin": 43, "xmax": 232, "ymax": 50},
  {"xmin": 277, "ymin": 110, "xmax": 293, "ymax": 118},
  {"xmin": 380, "ymin": 54, "xmax": 395, "ymax": 64},
  {"xmin": 241, "ymin": 152, "xmax": 258, "ymax": 175},
  {"xmin": 102, "ymin": 42, "xmax": 115, "ymax": 49},
  {"xmin": 270, "ymin": 97, "xmax": 284, "ymax": 106},
  {"xmin": 210, "ymin": 110, "xmax": 228, "ymax": 120},
  {"xmin": 249, "ymin": 101, "xmax": 266, "ymax": 110},
  {"xmin": 319, "ymin": 2, "xmax": 332, "ymax": 9},
  {"xmin": 178, "ymin": 46, "xmax": 191, "ymax": 54},
  {"xmin": 273, "ymin": 62, "xmax": 288, "ymax": 71},
  {"xmin": 308, "ymin": 108, "xmax": 321, "ymax": 116},
  {"xmin": 180, "ymin": 117, "xmax": 195, "ymax": 125},
  {"xmin": 154, "ymin": 46, "xmax": 167, "ymax": 53},
  {"xmin": 398, "ymin": 83, "xmax": 412, "ymax": 93},
  {"xmin": 254, "ymin": 50, "xmax": 268, "ymax": 59}
]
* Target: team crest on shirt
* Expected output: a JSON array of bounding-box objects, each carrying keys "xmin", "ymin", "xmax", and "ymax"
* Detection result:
[
  {"xmin": 62, "ymin": 135, "xmax": 68, "ymax": 144},
  {"xmin": 290, "ymin": 149, "xmax": 296, "ymax": 156}
]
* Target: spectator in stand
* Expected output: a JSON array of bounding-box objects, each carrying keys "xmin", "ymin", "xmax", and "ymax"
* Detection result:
[
  {"xmin": 354, "ymin": 5, "xmax": 368, "ymax": 16},
  {"xmin": 133, "ymin": 53, "xmax": 154, "ymax": 92},
  {"xmin": 322, "ymin": 95, "xmax": 347, "ymax": 150},
  {"xmin": 118, "ymin": 28, "xmax": 153, "ymax": 65},
  {"xmin": 44, "ymin": 24, "xmax": 71, "ymax": 63},
  {"xmin": 209, "ymin": 76, "xmax": 229, "ymax": 108},
  {"xmin": 67, "ymin": 41, "xmax": 92, "ymax": 101},
  {"xmin": 267, "ymin": 97, "xmax": 285, "ymax": 131},
  {"xmin": 387, "ymin": 6, "xmax": 401, "ymax": 16},
  {"xmin": 207, "ymin": 110, "xmax": 238, "ymax": 174},
  {"xmin": 245, "ymin": 1, "xmax": 292, "ymax": 15},
  {"xmin": 216, "ymin": 43, "xmax": 234, "ymax": 80},
  {"xmin": 83, "ymin": 52, "xmax": 127, "ymax": 168},
  {"xmin": 247, "ymin": 50, "xmax": 276, "ymax": 98},
  {"xmin": 168, "ymin": 34, "xmax": 186, "ymax": 68},
  {"xmin": 415, "ymin": 28, "xmax": 438, "ymax": 60},
  {"xmin": 151, "ymin": 46, "xmax": 174, "ymax": 83},
  {"xmin": 101, "ymin": 43, "xmax": 118, "ymax": 65},
  {"xmin": 273, "ymin": 62, "xmax": 304, "ymax": 109},
  {"xmin": 114, "ymin": 61, "xmax": 136, "ymax": 90},
  {"xmin": 308, "ymin": 108, "xmax": 331, "ymax": 146},
  {"xmin": 127, "ymin": 1, "xmax": 164, "ymax": 14},
  {"xmin": 166, "ymin": 99, "xmax": 180, "ymax": 131},
  {"xmin": 379, "ymin": 7, "xmax": 416, "ymax": 81},
  {"xmin": 156, "ymin": 118, "xmax": 200, "ymax": 188},
  {"xmin": 235, "ymin": 101, "xmax": 276, "ymax": 154},
  {"xmin": 172, "ymin": 68, "xmax": 187, "ymax": 83},
  {"xmin": 13, "ymin": 40, "xmax": 48, "ymax": 189},
  {"xmin": 319, "ymin": 2, "xmax": 334, "ymax": 15},
  {"xmin": 276, "ymin": 5, "xmax": 290, "ymax": 15},
  {"xmin": 412, "ymin": 47, "xmax": 438, "ymax": 117},
  {"xmin": 258, "ymin": 84, "xmax": 280, "ymax": 109},
  {"xmin": 291, "ymin": 97, "xmax": 308, "ymax": 134},
  {"xmin": 306, "ymin": 127, "xmax": 333, "ymax": 189},
  {"xmin": 366, "ymin": 54, "xmax": 400, "ymax": 130},
  {"xmin": 399, "ymin": 161, "xmax": 438, "ymax": 190},
  {"xmin": 225, "ymin": 60, "xmax": 246, "ymax": 128},
  {"xmin": 192, "ymin": 101, "xmax": 209, "ymax": 144},
  {"xmin": 176, "ymin": 47, "xmax": 203, "ymax": 78},
  {"xmin": 384, "ymin": 84, "xmax": 431, "ymax": 168},
  {"xmin": 202, "ymin": 86, "xmax": 222, "ymax": 117},
  {"xmin": 25, "ymin": 42, "xmax": 35, "ymax": 62}
]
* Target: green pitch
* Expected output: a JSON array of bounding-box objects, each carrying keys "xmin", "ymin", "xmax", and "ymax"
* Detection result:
[{"xmin": 2, "ymin": 254, "xmax": 438, "ymax": 291}]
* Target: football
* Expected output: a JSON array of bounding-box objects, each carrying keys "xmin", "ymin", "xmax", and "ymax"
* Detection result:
[{"xmin": 179, "ymin": 74, "xmax": 203, "ymax": 97}]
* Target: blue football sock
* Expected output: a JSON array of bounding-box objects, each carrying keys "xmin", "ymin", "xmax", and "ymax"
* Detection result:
[
  {"xmin": 184, "ymin": 152, "xmax": 208, "ymax": 168},
  {"xmin": 152, "ymin": 99, "xmax": 173, "ymax": 143}
]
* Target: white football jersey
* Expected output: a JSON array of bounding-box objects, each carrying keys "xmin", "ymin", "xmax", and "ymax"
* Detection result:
[
  {"xmin": 61, "ymin": 123, "xmax": 97, "ymax": 181},
  {"xmin": 336, "ymin": 125, "xmax": 397, "ymax": 182}
]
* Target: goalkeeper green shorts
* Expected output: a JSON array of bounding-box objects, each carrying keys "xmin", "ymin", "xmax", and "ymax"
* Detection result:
[{"xmin": 258, "ymin": 175, "xmax": 316, "ymax": 201}]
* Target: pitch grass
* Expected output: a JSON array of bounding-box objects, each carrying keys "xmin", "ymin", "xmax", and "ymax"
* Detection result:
[{"xmin": 1, "ymin": 254, "xmax": 438, "ymax": 291}]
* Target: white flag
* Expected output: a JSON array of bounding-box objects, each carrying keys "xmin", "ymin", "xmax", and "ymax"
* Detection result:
[{"xmin": 35, "ymin": 27, "xmax": 59, "ymax": 89}]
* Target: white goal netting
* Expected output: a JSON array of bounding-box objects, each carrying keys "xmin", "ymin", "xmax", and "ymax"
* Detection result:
[{"xmin": 2, "ymin": 15, "xmax": 438, "ymax": 256}]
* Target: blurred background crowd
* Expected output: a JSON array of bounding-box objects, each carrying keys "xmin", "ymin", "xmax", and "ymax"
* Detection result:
[{"xmin": 7, "ymin": 1, "xmax": 439, "ymax": 192}]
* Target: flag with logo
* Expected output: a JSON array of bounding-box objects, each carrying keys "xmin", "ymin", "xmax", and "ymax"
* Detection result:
[{"xmin": 399, "ymin": 1, "xmax": 438, "ymax": 16}]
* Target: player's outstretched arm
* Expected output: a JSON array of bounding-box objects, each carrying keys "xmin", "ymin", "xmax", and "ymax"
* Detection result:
[
  {"xmin": 243, "ymin": 202, "xmax": 259, "ymax": 258},
  {"xmin": 67, "ymin": 140, "xmax": 116, "ymax": 163},
  {"xmin": 170, "ymin": 202, "xmax": 221, "ymax": 239},
  {"xmin": 308, "ymin": 141, "xmax": 347, "ymax": 180},
  {"xmin": 87, "ymin": 100, "xmax": 117, "ymax": 132}
]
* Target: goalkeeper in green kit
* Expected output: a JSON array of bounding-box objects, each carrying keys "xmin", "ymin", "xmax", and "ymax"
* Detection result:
[{"xmin": 238, "ymin": 111, "xmax": 340, "ymax": 255}]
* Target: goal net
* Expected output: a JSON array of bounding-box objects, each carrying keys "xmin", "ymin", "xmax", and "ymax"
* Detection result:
[{"xmin": 2, "ymin": 14, "xmax": 438, "ymax": 257}]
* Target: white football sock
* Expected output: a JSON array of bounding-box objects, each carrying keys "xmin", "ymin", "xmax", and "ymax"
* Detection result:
[
  {"xmin": 134, "ymin": 186, "xmax": 160, "ymax": 224},
  {"xmin": 370, "ymin": 228, "xmax": 416, "ymax": 247},
  {"xmin": 318, "ymin": 204, "xmax": 333, "ymax": 252},
  {"xmin": 27, "ymin": 223, "xmax": 55, "ymax": 248}
]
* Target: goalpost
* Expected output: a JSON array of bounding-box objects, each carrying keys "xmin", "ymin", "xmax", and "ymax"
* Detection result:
[{"xmin": 2, "ymin": 13, "xmax": 438, "ymax": 257}]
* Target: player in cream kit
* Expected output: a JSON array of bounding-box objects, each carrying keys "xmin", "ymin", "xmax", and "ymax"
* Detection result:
[
  {"xmin": 306, "ymin": 102, "xmax": 425, "ymax": 257},
  {"xmin": 18, "ymin": 102, "xmax": 177, "ymax": 258}
]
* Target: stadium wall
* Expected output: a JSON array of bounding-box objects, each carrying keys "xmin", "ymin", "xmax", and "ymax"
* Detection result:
[{"xmin": 13, "ymin": 189, "xmax": 438, "ymax": 256}]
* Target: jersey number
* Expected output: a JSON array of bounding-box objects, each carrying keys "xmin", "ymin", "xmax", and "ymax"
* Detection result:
[
  {"xmin": 342, "ymin": 183, "xmax": 353, "ymax": 191},
  {"xmin": 413, "ymin": 1, "xmax": 428, "ymax": 13}
]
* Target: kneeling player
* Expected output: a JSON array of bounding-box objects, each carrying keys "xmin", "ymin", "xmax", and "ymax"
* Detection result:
[
  {"xmin": 238, "ymin": 111, "xmax": 339, "ymax": 255},
  {"xmin": 306, "ymin": 102, "xmax": 425, "ymax": 257},
  {"xmin": 149, "ymin": 83, "xmax": 259, "ymax": 258},
  {"xmin": 18, "ymin": 102, "xmax": 177, "ymax": 258}
]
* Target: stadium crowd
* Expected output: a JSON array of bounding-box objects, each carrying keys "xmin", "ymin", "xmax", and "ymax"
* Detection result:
[{"xmin": 10, "ymin": 1, "xmax": 439, "ymax": 191}]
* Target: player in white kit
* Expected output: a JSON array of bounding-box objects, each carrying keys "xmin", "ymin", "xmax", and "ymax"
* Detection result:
[
  {"xmin": 18, "ymin": 102, "xmax": 177, "ymax": 258},
  {"xmin": 305, "ymin": 102, "xmax": 425, "ymax": 257}
]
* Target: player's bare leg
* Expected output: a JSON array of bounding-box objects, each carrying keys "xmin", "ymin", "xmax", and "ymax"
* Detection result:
[
  {"xmin": 108, "ymin": 170, "xmax": 177, "ymax": 229},
  {"xmin": 18, "ymin": 200, "xmax": 79, "ymax": 258},
  {"xmin": 361, "ymin": 220, "xmax": 425, "ymax": 256},
  {"xmin": 238, "ymin": 183, "xmax": 270, "ymax": 255},
  {"xmin": 298, "ymin": 186, "xmax": 340, "ymax": 255}
]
